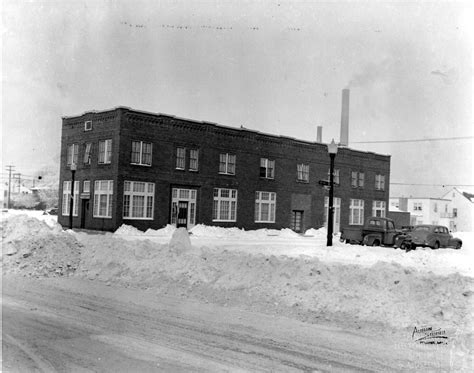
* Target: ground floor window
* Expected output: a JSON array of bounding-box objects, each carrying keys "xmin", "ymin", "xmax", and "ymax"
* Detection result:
[
  {"xmin": 372, "ymin": 200, "xmax": 386, "ymax": 217},
  {"xmin": 349, "ymin": 199, "xmax": 364, "ymax": 225},
  {"xmin": 123, "ymin": 181, "xmax": 154, "ymax": 219},
  {"xmin": 93, "ymin": 180, "xmax": 113, "ymax": 218},
  {"xmin": 62, "ymin": 180, "xmax": 79, "ymax": 216},
  {"xmin": 213, "ymin": 188, "xmax": 237, "ymax": 221},
  {"xmin": 255, "ymin": 191, "xmax": 276, "ymax": 223},
  {"xmin": 324, "ymin": 197, "xmax": 341, "ymax": 233}
]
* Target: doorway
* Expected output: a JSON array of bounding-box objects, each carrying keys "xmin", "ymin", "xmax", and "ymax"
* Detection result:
[
  {"xmin": 291, "ymin": 210, "xmax": 304, "ymax": 233},
  {"xmin": 80, "ymin": 199, "xmax": 90, "ymax": 229}
]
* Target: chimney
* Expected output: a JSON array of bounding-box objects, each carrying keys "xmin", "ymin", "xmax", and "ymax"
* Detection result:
[
  {"xmin": 316, "ymin": 126, "xmax": 323, "ymax": 143},
  {"xmin": 339, "ymin": 88, "xmax": 350, "ymax": 146}
]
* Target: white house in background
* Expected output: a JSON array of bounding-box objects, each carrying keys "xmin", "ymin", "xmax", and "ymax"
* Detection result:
[
  {"xmin": 440, "ymin": 188, "xmax": 474, "ymax": 232},
  {"xmin": 389, "ymin": 197, "xmax": 452, "ymax": 228}
]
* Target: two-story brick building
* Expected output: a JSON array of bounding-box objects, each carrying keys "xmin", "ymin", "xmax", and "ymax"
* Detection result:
[{"xmin": 58, "ymin": 107, "xmax": 391, "ymax": 232}]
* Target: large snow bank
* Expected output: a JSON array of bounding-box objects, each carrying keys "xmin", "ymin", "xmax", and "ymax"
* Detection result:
[{"xmin": 1, "ymin": 214, "xmax": 82, "ymax": 277}]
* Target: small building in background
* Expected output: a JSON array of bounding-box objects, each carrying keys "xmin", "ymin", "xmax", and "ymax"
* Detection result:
[{"xmin": 440, "ymin": 187, "xmax": 474, "ymax": 232}]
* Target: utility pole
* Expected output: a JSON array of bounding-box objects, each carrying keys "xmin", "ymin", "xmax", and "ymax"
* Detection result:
[{"xmin": 5, "ymin": 165, "xmax": 15, "ymax": 209}]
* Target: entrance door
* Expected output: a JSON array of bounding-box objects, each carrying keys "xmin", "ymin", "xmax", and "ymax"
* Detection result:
[
  {"xmin": 291, "ymin": 210, "xmax": 304, "ymax": 233},
  {"xmin": 177, "ymin": 201, "xmax": 189, "ymax": 228},
  {"xmin": 324, "ymin": 197, "xmax": 341, "ymax": 233},
  {"xmin": 80, "ymin": 200, "xmax": 89, "ymax": 229}
]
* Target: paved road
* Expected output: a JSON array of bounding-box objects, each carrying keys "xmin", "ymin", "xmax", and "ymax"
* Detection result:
[{"xmin": 2, "ymin": 276, "xmax": 453, "ymax": 372}]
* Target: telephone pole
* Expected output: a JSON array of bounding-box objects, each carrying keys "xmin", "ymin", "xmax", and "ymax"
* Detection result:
[{"xmin": 5, "ymin": 165, "xmax": 15, "ymax": 209}]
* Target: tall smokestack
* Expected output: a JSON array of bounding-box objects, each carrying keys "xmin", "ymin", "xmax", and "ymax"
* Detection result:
[
  {"xmin": 316, "ymin": 126, "xmax": 322, "ymax": 143},
  {"xmin": 340, "ymin": 88, "xmax": 350, "ymax": 146}
]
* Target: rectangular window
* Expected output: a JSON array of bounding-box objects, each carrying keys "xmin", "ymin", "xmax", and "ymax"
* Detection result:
[
  {"xmin": 93, "ymin": 180, "xmax": 113, "ymax": 218},
  {"xmin": 213, "ymin": 188, "xmax": 237, "ymax": 221},
  {"xmin": 83, "ymin": 180, "xmax": 90, "ymax": 193},
  {"xmin": 83, "ymin": 143, "xmax": 92, "ymax": 165},
  {"xmin": 84, "ymin": 121, "xmax": 92, "ymax": 131},
  {"xmin": 131, "ymin": 141, "xmax": 152, "ymax": 166},
  {"xmin": 413, "ymin": 202, "xmax": 423, "ymax": 211},
  {"xmin": 255, "ymin": 191, "xmax": 276, "ymax": 223},
  {"xmin": 67, "ymin": 144, "xmax": 79, "ymax": 166},
  {"xmin": 61, "ymin": 180, "xmax": 79, "ymax": 216},
  {"xmin": 349, "ymin": 199, "xmax": 364, "ymax": 225},
  {"xmin": 189, "ymin": 149, "xmax": 199, "ymax": 171},
  {"xmin": 297, "ymin": 163, "xmax": 309, "ymax": 182},
  {"xmin": 375, "ymin": 174, "xmax": 385, "ymax": 190},
  {"xmin": 351, "ymin": 171, "xmax": 365, "ymax": 188},
  {"xmin": 358, "ymin": 172, "xmax": 365, "ymax": 188},
  {"xmin": 176, "ymin": 147, "xmax": 186, "ymax": 169},
  {"xmin": 327, "ymin": 168, "xmax": 340, "ymax": 185},
  {"xmin": 219, "ymin": 153, "xmax": 236, "ymax": 175},
  {"xmin": 260, "ymin": 158, "xmax": 275, "ymax": 179},
  {"xmin": 123, "ymin": 181, "xmax": 154, "ymax": 219},
  {"xmin": 98, "ymin": 139, "xmax": 112, "ymax": 164},
  {"xmin": 372, "ymin": 200, "xmax": 386, "ymax": 217}
]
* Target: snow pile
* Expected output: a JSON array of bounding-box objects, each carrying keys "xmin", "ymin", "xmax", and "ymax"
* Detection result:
[
  {"xmin": 1, "ymin": 214, "xmax": 82, "ymax": 277},
  {"xmin": 74, "ymin": 227, "xmax": 474, "ymax": 331}
]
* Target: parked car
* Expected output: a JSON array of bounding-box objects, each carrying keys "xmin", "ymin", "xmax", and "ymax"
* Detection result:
[
  {"xmin": 340, "ymin": 217, "xmax": 402, "ymax": 246},
  {"xmin": 43, "ymin": 207, "xmax": 58, "ymax": 216},
  {"xmin": 394, "ymin": 225, "xmax": 462, "ymax": 251}
]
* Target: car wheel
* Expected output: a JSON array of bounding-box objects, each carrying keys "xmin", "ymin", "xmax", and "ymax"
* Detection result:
[
  {"xmin": 432, "ymin": 241, "xmax": 440, "ymax": 250},
  {"xmin": 372, "ymin": 240, "xmax": 380, "ymax": 247},
  {"xmin": 455, "ymin": 242, "xmax": 462, "ymax": 250}
]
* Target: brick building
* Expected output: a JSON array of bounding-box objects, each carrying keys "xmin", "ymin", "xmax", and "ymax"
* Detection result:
[{"xmin": 58, "ymin": 107, "xmax": 391, "ymax": 232}]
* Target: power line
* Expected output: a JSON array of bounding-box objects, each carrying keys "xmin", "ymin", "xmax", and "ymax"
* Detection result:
[
  {"xmin": 391, "ymin": 182, "xmax": 474, "ymax": 187},
  {"xmin": 351, "ymin": 136, "xmax": 473, "ymax": 144}
]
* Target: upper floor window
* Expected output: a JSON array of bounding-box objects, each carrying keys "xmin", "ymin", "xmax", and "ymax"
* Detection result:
[
  {"xmin": 67, "ymin": 144, "xmax": 79, "ymax": 167},
  {"xmin": 98, "ymin": 139, "xmax": 112, "ymax": 164},
  {"xmin": 351, "ymin": 171, "xmax": 365, "ymax": 188},
  {"xmin": 131, "ymin": 141, "xmax": 152, "ymax": 166},
  {"xmin": 434, "ymin": 203, "xmax": 438, "ymax": 213},
  {"xmin": 453, "ymin": 208, "xmax": 458, "ymax": 217},
  {"xmin": 297, "ymin": 163, "xmax": 309, "ymax": 182},
  {"xmin": 260, "ymin": 158, "xmax": 275, "ymax": 179},
  {"xmin": 83, "ymin": 143, "xmax": 92, "ymax": 165},
  {"xmin": 413, "ymin": 202, "xmax": 423, "ymax": 211},
  {"xmin": 375, "ymin": 174, "xmax": 385, "ymax": 190},
  {"xmin": 189, "ymin": 149, "xmax": 199, "ymax": 171},
  {"xmin": 219, "ymin": 153, "xmax": 236, "ymax": 175},
  {"xmin": 255, "ymin": 191, "xmax": 276, "ymax": 223},
  {"xmin": 176, "ymin": 147, "xmax": 186, "ymax": 169},
  {"xmin": 327, "ymin": 168, "xmax": 340, "ymax": 185},
  {"xmin": 84, "ymin": 121, "xmax": 92, "ymax": 131}
]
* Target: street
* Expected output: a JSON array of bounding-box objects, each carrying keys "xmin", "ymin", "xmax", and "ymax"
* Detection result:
[{"xmin": 2, "ymin": 275, "xmax": 454, "ymax": 372}]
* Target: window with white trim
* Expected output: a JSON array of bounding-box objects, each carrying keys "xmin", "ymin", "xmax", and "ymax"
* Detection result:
[
  {"xmin": 93, "ymin": 180, "xmax": 113, "ymax": 218},
  {"xmin": 260, "ymin": 158, "xmax": 275, "ymax": 179},
  {"xmin": 83, "ymin": 180, "xmax": 90, "ymax": 193},
  {"xmin": 297, "ymin": 163, "xmax": 309, "ymax": 182},
  {"xmin": 349, "ymin": 199, "xmax": 364, "ymax": 225},
  {"xmin": 213, "ymin": 188, "xmax": 237, "ymax": 221},
  {"xmin": 327, "ymin": 168, "xmax": 340, "ymax": 185},
  {"xmin": 131, "ymin": 141, "xmax": 152, "ymax": 166},
  {"xmin": 189, "ymin": 149, "xmax": 199, "ymax": 171},
  {"xmin": 219, "ymin": 153, "xmax": 236, "ymax": 175},
  {"xmin": 372, "ymin": 200, "xmax": 386, "ymax": 217},
  {"xmin": 123, "ymin": 181, "xmax": 154, "ymax": 219},
  {"xmin": 255, "ymin": 191, "xmax": 276, "ymax": 223},
  {"xmin": 67, "ymin": 144, "xmax": 79, "ymax": 167},
  {"xmin": 375, "ymin": 174, "xmax": 385, "ymax": 190},
  {"xmin": 176, "ymin": 147, "xmax": 186, "ymax": 169},
  {"xmin": 61, "ymin": 180, "xmax": 79, "ymax": 216},
  {"xmin": 83, "ymin": 143, "xmax": 92, "ymax": 165},
  {"xmin": 413, "ymin": 202, "xmax": 423, "ymax": 211},
  {"xmin": 84, "ymin": 121, "xmax": 92, "ymax": 131},
  {"xmin": 98, "ymin": 139, "xmax": 112, "ymax": 164},
  {"xmin": 351, "ymin": 171, "xmax": 364, "ymax": 188}
]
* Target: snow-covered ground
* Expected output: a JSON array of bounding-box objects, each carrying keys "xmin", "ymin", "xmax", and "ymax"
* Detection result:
[{"xmin": 2, "ymin": 209, "xmax": 473, "ymax": 338}]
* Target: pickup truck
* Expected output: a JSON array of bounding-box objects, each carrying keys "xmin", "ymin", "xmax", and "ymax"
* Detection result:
[{"xmin": 340, "ymin": 217, "xmax": 402, "ymax": 247}]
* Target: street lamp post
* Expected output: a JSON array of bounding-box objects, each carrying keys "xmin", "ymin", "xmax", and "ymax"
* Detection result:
[
  {"xmin": 69, "ymin": 163, "xmax": 77, "ymax": 229},
  {"xmin": 327, "ymin": 139, "xmax": 338, "ymax": 246}
]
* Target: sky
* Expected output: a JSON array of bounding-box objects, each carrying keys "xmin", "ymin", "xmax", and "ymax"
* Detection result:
[{"xmin": 1, "ymin": 0, "xmax": 473, "ymax": 198}]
